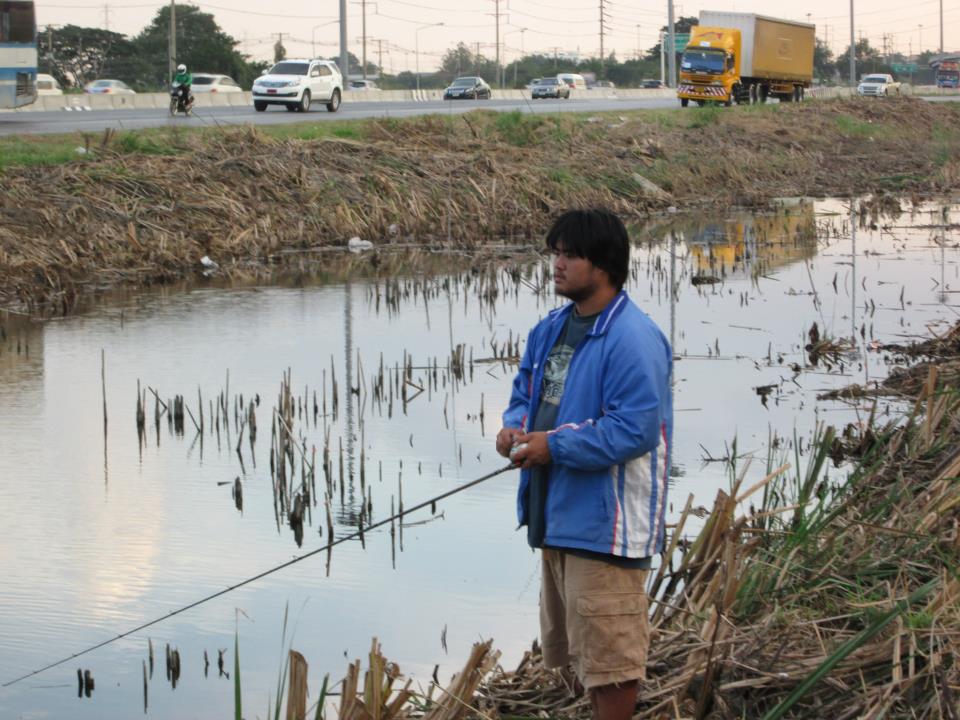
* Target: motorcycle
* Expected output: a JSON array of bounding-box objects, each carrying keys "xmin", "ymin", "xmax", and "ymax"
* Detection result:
[{"xmin": 169, "ymin": 84, "xmax": 194, "ymax": 117}]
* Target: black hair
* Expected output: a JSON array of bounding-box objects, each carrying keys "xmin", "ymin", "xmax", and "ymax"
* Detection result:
[{"xmin": 545, "ymin": 208, "xmax": 630, "ymax": 290}]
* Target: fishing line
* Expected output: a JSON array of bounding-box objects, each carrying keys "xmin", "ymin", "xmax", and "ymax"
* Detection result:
[{"xmin": 3, "ymin": 462, "xmax": 516, "ymax": 688}]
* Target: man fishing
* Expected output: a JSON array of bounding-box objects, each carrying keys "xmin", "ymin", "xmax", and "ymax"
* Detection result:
[{"xmin": 497, "ymin": 208, "xmax": 673, "ymax": 720}]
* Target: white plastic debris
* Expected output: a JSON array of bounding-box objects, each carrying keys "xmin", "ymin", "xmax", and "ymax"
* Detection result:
[
  {"xmin": 74, "ymin": 147, "xmax": 88, "ymax": 155},
  {"xmin": 347, "ymin": 237, "xmax": 374, "ymax": 253},
  {"xmin": 387, "ymin": 224, "xmax": 399, "ymax": 236},
  {"xmin": 200, "ymin": 255, "xmax": 219, "ymax": 269},
  {"xmin": 667, "ymin": 206, "xmax": 678, "ymax": 214}
]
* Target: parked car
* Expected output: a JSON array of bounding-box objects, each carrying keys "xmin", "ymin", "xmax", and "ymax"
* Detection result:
[
  {"xmin": 591, "ymin": 80, "xmax": 616, "ymax": 89},
  {"xmin": 531, "ymin": 77, "xmax": 570, "ymax": 99},
  {"xmin": 857, "ymin": 74, "xmax": 901, "ymax": 97},
  {"xmin": 252, "ymin": 59, "xmax": 342, "ymax": 112},
  {"xmin": 83, "ymin": 79, "xmax": 136, "ymax": 94},
  {"xmin": 348, "ymin": 79, "xmax": 380, "ymax": 90},
  {"xmin": 443, "ymin": 76, "xmax": 491, "ymax": 100},
  {"xmin": 191, "ymin": 74, "xmax": 243, "ymax": 93},
  {"xmin": 35, "ymin": 73, "xmax": 63, "ymax": 96},
  {"xmin": 557, "ymin": 73, "xmax": 587, "ymax": 90},
  {"xmin": 642, "ymin": 79, "xmax": 666, "ymax": 89}
]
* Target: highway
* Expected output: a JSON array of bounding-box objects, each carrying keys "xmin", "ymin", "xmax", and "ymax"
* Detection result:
[{"xmin": 0, "ymin": 96, "xmax": 681, "ymax": 136}]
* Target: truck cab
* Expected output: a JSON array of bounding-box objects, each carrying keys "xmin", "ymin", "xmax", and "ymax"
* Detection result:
[
  {"xmin": 678, "ymin": 27, "xmax": 740, "ymax": 106},
  {"xmin": 937, "ymin": 61, "xmax": 959, "ymax": 89}
]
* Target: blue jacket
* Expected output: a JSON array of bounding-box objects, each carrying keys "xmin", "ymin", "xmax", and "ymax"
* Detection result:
[{"xmin": 503, "ymin": 291, "xmax": 673, "ymax": 558}]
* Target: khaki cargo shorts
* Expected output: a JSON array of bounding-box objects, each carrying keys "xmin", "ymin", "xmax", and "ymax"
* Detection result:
[{"xmin": 540, "ymin": 548, "xmax": 650, "ymax": 690}]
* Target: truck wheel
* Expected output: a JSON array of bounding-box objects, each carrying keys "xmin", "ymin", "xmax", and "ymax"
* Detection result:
[
  {"xmin": 680, "ymin": 98, "xmax": 689, "ymax": 107},
  {"xmin": 759, "ymin": 85, "xmax": 769, "ymax": 104}
]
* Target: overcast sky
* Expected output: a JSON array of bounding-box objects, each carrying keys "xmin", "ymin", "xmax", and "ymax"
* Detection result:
[{"xmin": 37, "ymin": 0, "xmax": 959, "ymax": 73}]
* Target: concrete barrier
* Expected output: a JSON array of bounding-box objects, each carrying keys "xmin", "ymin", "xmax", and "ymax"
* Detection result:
[{"xmin": 10, "ymin": 83, "xmax": 948, "ymax": 115}]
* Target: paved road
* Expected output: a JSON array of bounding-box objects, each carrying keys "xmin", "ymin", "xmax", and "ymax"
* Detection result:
[{"xmin": 0, "ymin": 96, "xmax": 680, "ymax": 136}]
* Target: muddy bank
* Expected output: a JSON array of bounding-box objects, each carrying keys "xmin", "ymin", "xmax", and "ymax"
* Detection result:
[{"xmin": 1, "ymin": 97, "xmax": 959, "ymax": 311}]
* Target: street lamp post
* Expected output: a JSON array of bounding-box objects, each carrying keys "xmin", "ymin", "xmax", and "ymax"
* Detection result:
[{"xmin": 415, "ymin": 22, "xmax": 444, "ymax": 92}]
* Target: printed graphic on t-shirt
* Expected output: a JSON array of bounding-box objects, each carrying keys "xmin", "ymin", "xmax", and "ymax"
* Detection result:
[{"xmin": 541, "ymin": 345, "xmax": 574, "ymax": 406}]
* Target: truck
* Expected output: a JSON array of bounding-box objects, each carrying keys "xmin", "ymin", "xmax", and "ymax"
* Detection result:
[
  {"xmin": 936, "ymin": 61, "xmax": 959, "ymax": 89},
  {"xmin": 677, "ymin": 11, "xmax": 815, "ymax": 107}
]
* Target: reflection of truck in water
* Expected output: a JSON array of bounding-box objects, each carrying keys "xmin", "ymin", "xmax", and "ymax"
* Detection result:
[
  {"xmin": 936, "ymin": 61, "xmax": 959, "ymax": 89},
  {"xmin": 678, "ymin": 11, "xmax": 814, "ymax": 107},
  {"xmin": 685, "ymin": 200, "xmax": 817, "ymax": 280}
]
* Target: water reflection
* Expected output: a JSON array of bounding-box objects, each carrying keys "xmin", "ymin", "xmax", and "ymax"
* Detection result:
[{"xmin": 0, "ymin": 198, "xmax": 958, "ymax": 720}]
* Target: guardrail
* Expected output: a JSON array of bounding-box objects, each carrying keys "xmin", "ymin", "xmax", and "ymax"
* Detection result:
[{"xmin": 4, "ymin": 85, "xmax": 953, "ymax": 113}]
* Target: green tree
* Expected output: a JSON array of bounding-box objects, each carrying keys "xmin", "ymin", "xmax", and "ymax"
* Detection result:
[
  {"xmin": 132, "ymin": 5, "xmax": 266, "ymax": 89},
  {"xmin": 38, "ymin": 25, "xmax": 143, "ymax": 89},
  {"xmin": 437, "ymin": 42, "xmax": 498, "ymax": 84},
  {"xmin": 814, "ymin": 38, "xmax": 835, "ymax": 81}
]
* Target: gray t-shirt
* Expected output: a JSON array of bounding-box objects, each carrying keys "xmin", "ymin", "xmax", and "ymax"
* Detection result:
[
  {"xmin": 526, "ymin": 309, "xmax": 651, "ymax": 570},
  {"xmin": 526, "ymin": 310, "xmax": 595, "ymax": 548}
]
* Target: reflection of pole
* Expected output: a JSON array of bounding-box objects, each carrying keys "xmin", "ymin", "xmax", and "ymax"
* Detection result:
[
  {"xmin": 668, "ymin": 231, "xmax": 676, "ymax": 475},
  {"xmin": 345, "ymin": 282, "xmax": 356, "ymax": 487},
  {"xmin": 447, "ymin": 288, "xmax": 460, "ymax": 477},
  {"xmin": 851, "ymin": 206, "xmax": 857, "ymax": 344}
]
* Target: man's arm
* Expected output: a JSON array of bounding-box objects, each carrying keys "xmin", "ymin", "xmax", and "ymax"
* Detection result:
[{"xmin": 546, "ymin": 332, "xmax": 670, "ymax": 471}]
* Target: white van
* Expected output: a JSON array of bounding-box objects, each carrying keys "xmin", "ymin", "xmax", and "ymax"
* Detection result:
[
  {"xmin": 557, "ymin": 73, "xmax": 587, "ymax": 91},
  {"xmin": 36, "ymin": 73, "xmax": 63, "ymax": 96}
]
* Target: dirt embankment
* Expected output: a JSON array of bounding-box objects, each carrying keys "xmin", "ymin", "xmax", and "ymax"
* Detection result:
[{"xmin": 1, "ymin": 97, "xmax": 958, "ymax": 312}]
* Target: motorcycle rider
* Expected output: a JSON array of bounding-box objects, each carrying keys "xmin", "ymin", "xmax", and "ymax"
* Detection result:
[{"xmin": 172, "ymin": 63, "xmax": 193, "ymax": 111}]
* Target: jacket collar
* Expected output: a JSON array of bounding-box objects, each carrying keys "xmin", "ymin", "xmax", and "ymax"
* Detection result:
[{"xmin": 548, "ymin": 289, "xmax": 630, "ymax": 336}]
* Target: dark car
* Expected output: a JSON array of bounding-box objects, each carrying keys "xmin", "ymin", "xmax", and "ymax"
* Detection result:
[
  {"xmin": 531, "ymin": 77, "xmax": 570, "ymax": 99},
  {"xmin": 642, "ymin": 79, "xmax": 666, "ymax": 89},
  {"xmin": 443, "ymin": 76, "xmax": 491, "ymax": 100}
]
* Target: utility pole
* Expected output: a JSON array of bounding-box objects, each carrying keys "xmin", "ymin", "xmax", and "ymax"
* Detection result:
[
  {"xmin": 168, "ymin": 0, "xmax": 176, "ymax": 84},
  {"xmin": 103, "ymin": 4, "xmax": 110, "ymax": 31},
  {"xmin": 848, "ymin": 0, "xmax": 855, "ymax": 88},
  {"xmin": 362, "ymin": 0, "xmax": 367, "ymax": 80},
  {"xmin": 339, "ymin": 0, "xmax": 348, "ymax": 83},
  {"xmin": 667, "ymin": 0, "xmax": 676, "ymax": 88},
  {"xmin": 599, "ymin": 0, "xmax": 605, "ymax": 80},
  {"xmin": 550, "ymin": 46, "xmax": 561, "ymax": 70},
  {"xmin": 377, "ymin": 39, "xmax": 383, "ymax": 76},
  {"xmin": 940, "ymin": 0, "xmax": 944, "ymax": 54},
  {"xmin": 493, "ymin": 0, "xmax": 501, "ymax": 88},
  {"xmin": 636, "ymin": 24, "xmax": 641, "ymax": 61},
  {"xmin": 660, "ymin": 31, "xmax": 665, "ymax": 83}
]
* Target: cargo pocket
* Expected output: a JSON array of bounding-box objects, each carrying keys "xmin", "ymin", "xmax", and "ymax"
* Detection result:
[{"xmin": 575, "ymin": 592, "xmax": 648, "ymax": 673}]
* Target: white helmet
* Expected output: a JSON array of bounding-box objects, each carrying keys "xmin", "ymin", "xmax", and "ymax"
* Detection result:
[{"xmin": 177, "ymin": 64, "xmax": 186, "ymax": 73}]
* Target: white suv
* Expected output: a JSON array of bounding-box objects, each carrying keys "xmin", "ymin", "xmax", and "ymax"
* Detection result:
[{"xmin": 252, "ymin": 59, "xmax": 342, "ymax": 112}]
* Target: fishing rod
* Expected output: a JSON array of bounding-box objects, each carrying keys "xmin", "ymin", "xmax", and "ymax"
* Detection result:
[{"xmin": 3, "ymin": 462, "xmax": 516, "ymax": 688}]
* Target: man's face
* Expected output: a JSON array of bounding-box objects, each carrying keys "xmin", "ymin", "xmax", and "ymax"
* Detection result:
[{"xmin": 552, "ymin": 246, "xmax": 605, "ymax": 303}]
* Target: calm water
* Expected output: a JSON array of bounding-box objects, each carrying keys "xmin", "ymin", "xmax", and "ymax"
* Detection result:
[{"xmin": 1, "ymin": 198, "xmax": 957, "ymax": 719}]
